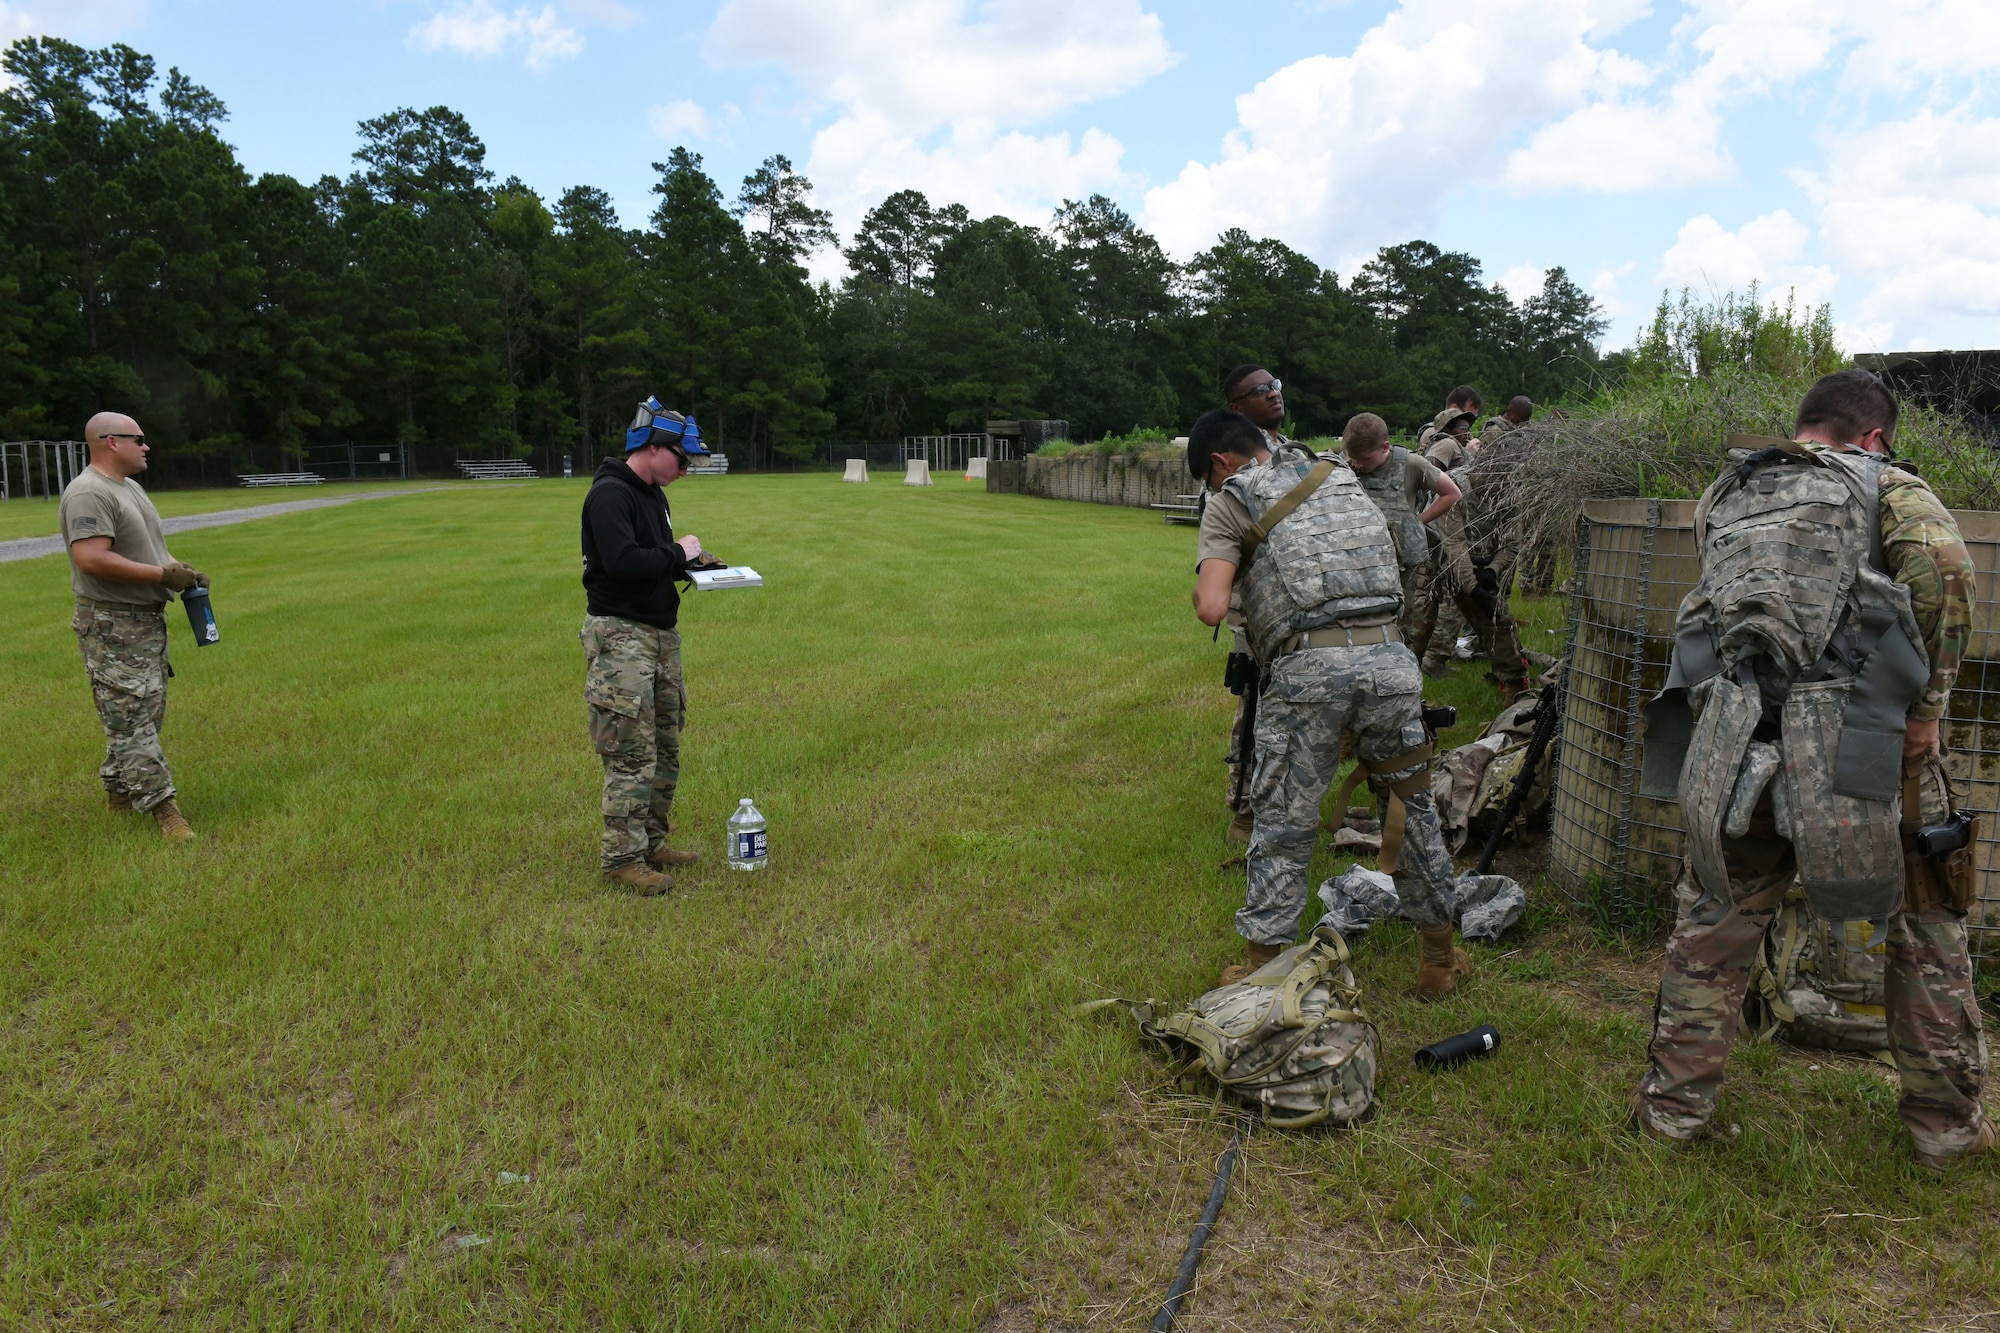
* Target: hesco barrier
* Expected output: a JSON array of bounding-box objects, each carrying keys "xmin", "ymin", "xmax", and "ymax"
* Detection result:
[
  {"xmin": 1020, "ymin": 453, "xmax": 1187, "ymax": 509},
  {"xmin": 1550, "ymin": 497, "xmax": 2000, "ymax": 962}
]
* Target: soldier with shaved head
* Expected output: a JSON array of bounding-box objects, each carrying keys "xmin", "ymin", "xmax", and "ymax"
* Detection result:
[{"xmin": 60, "ymin": 412, "xmax": 208, "ymax": 841}]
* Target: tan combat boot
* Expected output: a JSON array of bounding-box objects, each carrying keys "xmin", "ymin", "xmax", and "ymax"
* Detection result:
[
  {"xmin": 1627, "ymin": 1086, "xmax": 1693, "ymax": 1148},
  {"xmin": 647, "ymin": 845, "xmax": 701, "ymax": 870},
  {"xmin": 604, "ymin": 863, "xmax": 672, "ymax": 897},
  {"xmin": 152, "ymin": 798, "xmax": 194, "ymax": 843},
  {"xmin": 1218, "ymin": 940, "xmax": 1284, "ymax": 988},
  {"xmin": 1225, "ymin": 808, "xmax": 1254, "ymax": 845},
  {"xmin": 107, "ymin": 791, "xmax": 134, "ymax": 813},
  {"xmin": 1415, "ymin": 925, "xmax": 1471, "ymax": 1000},
  {"xmin": 1913, "ymin": 1112, "xmax": 1997, "ymax": 1175}
]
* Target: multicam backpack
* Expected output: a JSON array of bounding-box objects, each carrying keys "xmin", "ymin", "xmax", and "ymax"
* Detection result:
[
  {"xmin": 1127, "ymin": 926, "xmax": 1379, "ymax": 1127},
  {"xmin": 1744, "ymin": 887, "xmax": 1889, "ymax": 1054}
]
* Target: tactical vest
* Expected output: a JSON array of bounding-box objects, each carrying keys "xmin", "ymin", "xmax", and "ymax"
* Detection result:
[
  {"xmin": 1224, "ymin": 454, "xmax": 1403, "ymax": 663},
  {"xmin": 1641, "ymin": 441, "xmax": 1931, "ymax": 933},
  {"xmin": 1352, "ymin": 445, "xmax": 1429, "ymax": 572}
]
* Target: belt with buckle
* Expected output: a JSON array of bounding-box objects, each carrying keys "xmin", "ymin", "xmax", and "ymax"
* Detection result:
[
  {"xmin": 77, "ymin": 596, "xmax": 165, "ymax": 614},
  {"xmin": 1286, "ymin": 622, "xmax": 1402, "ymax": 654}
]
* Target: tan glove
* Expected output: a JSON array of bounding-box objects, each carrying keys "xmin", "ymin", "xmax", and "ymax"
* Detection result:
[{"xmin": 160, "ymin": 562, "xmax": 204, "ymax": 592}]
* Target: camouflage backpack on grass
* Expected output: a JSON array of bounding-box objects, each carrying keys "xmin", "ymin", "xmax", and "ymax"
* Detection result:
[
  {"xmin": 1130, "ymin": 926, "xmax": 1379, "ymax": 1127},
  {"xmin": 1744, "ymin": 886, "xmax": 1889, "ymax": 1054}
]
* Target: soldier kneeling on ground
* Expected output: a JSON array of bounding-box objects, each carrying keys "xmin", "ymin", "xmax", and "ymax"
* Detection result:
[
  {"xmin": 1189, "ymin": 408, "xmax": 1472, "ymax": 999},
  {"xmin": 1633, "ymin": 368, "xmax": 1993, "ymax": 1172}
]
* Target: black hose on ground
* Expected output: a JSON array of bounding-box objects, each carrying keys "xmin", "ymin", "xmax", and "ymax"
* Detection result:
[{"xmin": 1149, "ymin": 1113, "xmax": 1252, "ymax": 1331}]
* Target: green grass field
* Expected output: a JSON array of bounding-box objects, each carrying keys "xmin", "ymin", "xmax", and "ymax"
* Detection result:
[{"xmin": 1, "ymin": 476, "xmax": 1994, "ymax": 1330}]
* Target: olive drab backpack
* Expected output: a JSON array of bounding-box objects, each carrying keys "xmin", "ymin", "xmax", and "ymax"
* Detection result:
[
  {"xmin": 1222, "ymin": 455, "xmax": 1403, "ymax": 665},
  {"xmin": 1744, "ymin": 887, "xmax": 1890, "ymax": 1054},
  {"xmin": 1102, "ymin": 927, "xmax": 1379, "ymax": 1127},
  {"xmin": 1640, "ymin": 437, "xmax": 1931, "ymax": 941}
]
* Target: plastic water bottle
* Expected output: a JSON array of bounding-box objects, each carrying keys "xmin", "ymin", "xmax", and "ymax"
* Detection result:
[
  {"xmin": 727, "ymin": 797, "xmax": 768, "ymax": 871},
  {"xmin": 181, "ymin": 586, "xmax": 219, "ymax": 647}
]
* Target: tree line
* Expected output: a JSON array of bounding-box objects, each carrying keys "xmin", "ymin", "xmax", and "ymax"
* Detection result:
[{"xmin": 0, "ymin": 36, "xmax": 1613, "ymax": 477}]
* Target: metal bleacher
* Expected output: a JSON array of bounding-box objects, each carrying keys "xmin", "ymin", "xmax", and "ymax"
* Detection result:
[
  {"xmin": 237, "ymin": 472, "xmax": 325, "ymax": 488},
  {"xmin": 688, "ymin": 453, "xmax": 729, "ymax": 476},
  {"xmin": 458, "ymin": 460, "xmax": 538, "ymax": 480},
  {"xmin": 1150, "ymin": 492, "xmax": 1203, "ymax": 525}
]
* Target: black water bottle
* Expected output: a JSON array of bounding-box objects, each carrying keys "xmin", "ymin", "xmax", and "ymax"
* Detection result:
[
  {"xmin": 1414, "ymin": 1024, "xmax": 1500, "ymax": 1070},
  {"xmin": 182, "ymin": 585, "xmax": 219, "ymax": 647}
]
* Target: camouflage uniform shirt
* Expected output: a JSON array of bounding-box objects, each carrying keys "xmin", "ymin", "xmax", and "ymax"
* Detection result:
[{"xmin": 1863, "ymin": 451, "xmax": 1974, "ymax": 721}]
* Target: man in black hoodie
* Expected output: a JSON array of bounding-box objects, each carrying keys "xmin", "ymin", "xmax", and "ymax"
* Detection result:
[{"xmin": 580, "ymin": 396, "xmax": 711, "ymax": 895}]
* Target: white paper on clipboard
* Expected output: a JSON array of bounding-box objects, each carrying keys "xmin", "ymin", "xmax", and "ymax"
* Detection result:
[{"xmin": 689, "ymin": 566, "xmax": 763, "ymax": 590}]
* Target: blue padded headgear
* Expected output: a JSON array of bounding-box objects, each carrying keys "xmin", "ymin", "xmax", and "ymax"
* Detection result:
[{"xmin": 625, "ymin": 396, "xmax": 709, "ymax": 455}]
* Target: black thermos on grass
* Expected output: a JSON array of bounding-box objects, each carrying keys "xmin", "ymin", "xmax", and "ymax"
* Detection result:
[
  {"xmin": 182, "ymin": 586, "xmax": 219, "ymax": 646},
  {"xmin": 1414, "ymin": 1024, "xmax": 1500, "ymax": 1070}
]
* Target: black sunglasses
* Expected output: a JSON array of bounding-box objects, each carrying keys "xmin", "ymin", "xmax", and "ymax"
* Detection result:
[
  {"xmin": 105, "ymin": 432, "xmax": 148, "ymax": 445},
  {"xmin": 1230, "ymin": 377, "xmax": 1281, "ymax": 403}
]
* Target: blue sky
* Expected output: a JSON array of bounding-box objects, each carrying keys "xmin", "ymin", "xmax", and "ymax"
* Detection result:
[{"xmin": 13, "ymin": 0, "xmax": 2000, "ymax": 352}]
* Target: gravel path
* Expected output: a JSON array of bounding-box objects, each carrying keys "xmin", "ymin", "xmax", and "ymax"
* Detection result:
[{"xmin": 0, "ymin": 487, "xmax": 453, "ymax": 563}]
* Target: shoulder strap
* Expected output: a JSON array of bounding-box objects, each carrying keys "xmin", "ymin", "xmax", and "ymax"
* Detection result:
[
  {"xmin": 1816, "ymin": 449, "xmax": 1888, "ymax": 574},
  {"xmin": 1242, "ymin": 459, "xmax": 1335, "ymax": 560}
]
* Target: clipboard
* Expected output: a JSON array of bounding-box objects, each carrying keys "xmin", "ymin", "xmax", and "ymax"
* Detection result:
[{"xmin": 688, "ymin": 565, "xmax": 763, "ymax": 590}]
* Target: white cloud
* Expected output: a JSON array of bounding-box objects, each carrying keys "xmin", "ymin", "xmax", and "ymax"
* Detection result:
[
  {"xmin": 710, "ymin": 0, "xmax": 1173, "ymax": 127},
  {"xmin": 1655, "ymin": 209, "xmax": 1836, "ymax": 307},
  {"xmin": 649, "ymin": 99, "xmax": 733, "ymax": 140},
  {"xmin": 708, "ymin": 0, "xmax": 1174, "ymax": 237},
  {"xmin": 1506, "ymin": 91, "xmax": 1730, "ymax": 193},
  {"xmin": 0, "ymin": 0, "xmax": 144, "ymax": 46},
  {"xmin": 1797, "ymin": 110, "xmax": 2000, "ymax": 347},
  {"xmin": 409, "ymin": 1, "xmax": 584, "ymax": 71},
  {"xmin": 1590, "ymin": 260, "xmax": 1641, "ymax": 337},
  {"xmin": 1509, "ymin": 1, "xmax": 2000, "ymax": 195},
  {"xmin": 1140, "ymin": 0, "xmax": 1650, "ymax": 260},
  {"xmin": 1494, "ymin": 263, "xmax": 1545, "ymax": 299}
]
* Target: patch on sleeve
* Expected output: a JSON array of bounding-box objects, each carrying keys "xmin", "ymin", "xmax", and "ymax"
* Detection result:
[{"xmin": 68, "ymin": 515, "xmax": 102, "ymax": 534}]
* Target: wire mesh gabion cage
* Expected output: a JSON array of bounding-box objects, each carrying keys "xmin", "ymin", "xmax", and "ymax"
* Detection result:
[{"xmin": 1548, "ymin": 497, "xmax": 2000, "ymax": 964}]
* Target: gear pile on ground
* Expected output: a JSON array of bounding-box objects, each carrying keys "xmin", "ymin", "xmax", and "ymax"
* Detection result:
[
  {"xmin": 1430, "ymin": 654, "xmax": 1564, "ymax": 855},
  {"xmin": 1315, "ymin": 866, "xmax": 1527, "ymax": 942}
]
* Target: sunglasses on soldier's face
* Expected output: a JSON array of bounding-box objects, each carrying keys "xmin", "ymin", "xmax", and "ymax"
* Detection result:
[
  {"xmin": 106, "ymin": 432, "xmax": 148, "ymax": 445},
  {"xmin": 1230, "ymin": 378, "xmax": 1281, "ymax": 402}
]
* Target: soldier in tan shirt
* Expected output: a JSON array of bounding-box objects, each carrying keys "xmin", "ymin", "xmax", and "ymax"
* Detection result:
[{"xmin": 60, "ymin": 412, "xmax": 209, "ymax": 841}]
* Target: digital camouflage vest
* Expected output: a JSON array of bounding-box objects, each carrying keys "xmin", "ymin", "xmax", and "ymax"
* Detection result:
[
  {"xmin": 1224, "ymin": 454, "xmax": 1403, "ymax": 663},
  {"xmin": 1642, "ymin": 440, "xmax": 1931, "ymax": 930},
  {"xmin": 1353, "ymin": 445, "xmax": 1429, "ymax": 572}
]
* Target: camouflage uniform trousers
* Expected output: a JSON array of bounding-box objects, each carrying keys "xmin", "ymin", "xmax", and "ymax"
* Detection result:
[
  {"xmin": 580, "ymin": 615, "xmax": 684, "ymax": 871},
  {"xmin": 1399, "ymin": 562, "xmax": 1438, "ymax": 659},
  {"xmin": 1226, "ymin": 692, "xmax": 1251, "ymax": 816},
  {"xmin": 72, "ymin": 603, "xmax": 176, "ymax": 812},
  {"xmin": 1415, "ymin": 564, "xmax": 1525, "ymax": 683},
  {"xmin": 1640, "ymin": 753, "xmax": 1990, "ymax": 1155},
  {"xmin": 1239, "ymin": 640, "xmax": 1458, "ymax": 946}
]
